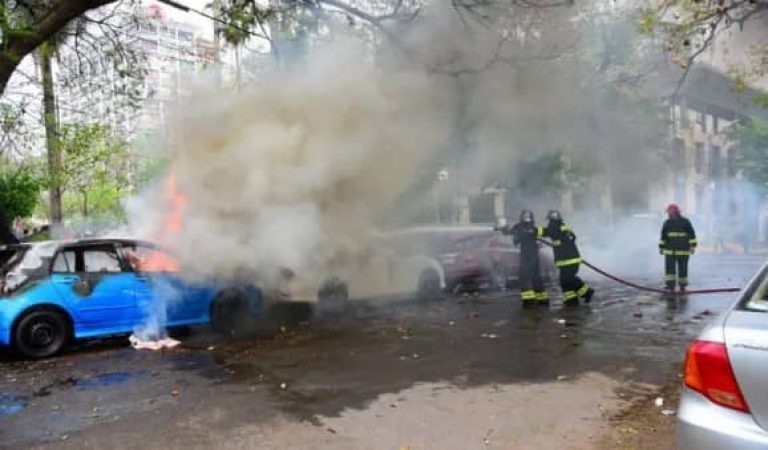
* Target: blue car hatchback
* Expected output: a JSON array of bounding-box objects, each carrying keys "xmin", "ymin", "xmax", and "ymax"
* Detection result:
[{"xmin": 0, "ymin": 238, "xmax": 263, "ymax": 358}]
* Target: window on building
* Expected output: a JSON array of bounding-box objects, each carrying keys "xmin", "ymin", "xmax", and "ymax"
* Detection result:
[
  {"xmin": 678, "ymin": 105, "xmax": 690, "ymax": 129},
  {"xmin": 697, "ymin": 109, "xmax": 707, "ymax": 133},
  {"xmin": 139, "ymin": 22, "xmax": 157, "ymax": 33},
  {"xmin": 695, "ymin": 143, "xmax": 705, "ymax": 174},
  {"xmin": 710, "ymin": 145, "xmax": 721, "ymax": 178},
  {"xmin": 727, "ymin": 148, "xmax": 736, "ymax": 177},
  {"xmin": 673, "ymin": 138, "xmax": 685, "ymax": 171}
]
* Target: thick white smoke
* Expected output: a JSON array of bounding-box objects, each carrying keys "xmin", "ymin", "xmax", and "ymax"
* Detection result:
[{"xmin": 132, "ymin": 39, "xmax": 457, "ymax": 289}]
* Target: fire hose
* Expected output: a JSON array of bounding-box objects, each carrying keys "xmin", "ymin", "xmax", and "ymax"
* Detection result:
[{"xmin": 534, "ymin": 239, "xmax": 741, "ymax": 296}]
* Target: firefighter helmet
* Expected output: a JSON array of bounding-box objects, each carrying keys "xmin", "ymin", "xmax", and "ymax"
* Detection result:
[
  {"xmin": 520, "ymin": 210, "xmax": 534, "ymax": 223},
  {"xmin": 547, "ymin": 210, "xmax": 562, "ymax": 222},
  {"xmin": 666, "ymin": 203, "xmax": 680, "ymax": 216}
]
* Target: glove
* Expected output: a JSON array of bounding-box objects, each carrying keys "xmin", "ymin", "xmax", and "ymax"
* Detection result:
[
  {"xmin": 690, "ymin": 247, "xmax": 696, "ymax": 255},
  {"xmin": 659, "ymin": 249, "xmax": 664, "ymax": 255}
]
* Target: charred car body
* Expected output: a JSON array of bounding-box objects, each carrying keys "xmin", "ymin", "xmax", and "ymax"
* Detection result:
[
  {"xmin": 0, "ymin": 239, "xmax": 263, "ymax": 358},
  {"xmin": 386, "ymin": 226, "xmax": 556, "ymax": 293}
]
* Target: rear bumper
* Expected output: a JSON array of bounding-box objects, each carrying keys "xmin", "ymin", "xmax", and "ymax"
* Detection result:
[{"xmin": 677, "ymin": 387, "xmax": 768, "ymax": 450}]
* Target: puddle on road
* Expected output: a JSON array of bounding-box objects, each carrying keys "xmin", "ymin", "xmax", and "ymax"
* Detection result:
[
  {"xmin": 0, "ymin": 393, "xmax": 27, "ymax": 417},
  {"xmin": 76, "ymin": 370, "xmax": 147, "ymax": 390}
]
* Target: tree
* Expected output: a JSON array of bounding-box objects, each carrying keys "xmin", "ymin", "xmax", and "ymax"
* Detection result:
[
  {"xmin": 0, "ymin": 165, "xmax": 43, "ymax": 220},
  {"xmin": 640, "ymin": 0, "xmax": 768, "ymax": 93},
  {"xmin": 0, "ymin": 0, "xmax": 122, "ymax": 97},
  {"xmin": 731, "ymin": 117, "xmax": 768, "ymax": 194},
  {"xmin": 58, "ymin": 124, "xmax": 131, "ymax": 218}
]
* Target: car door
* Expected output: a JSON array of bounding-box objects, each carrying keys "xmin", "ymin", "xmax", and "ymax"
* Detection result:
[
  {"xmin": 723, "ymin": 267, "xmax": 768, "ymax": 432},
  {"xmin": 489, "ymin": 234, "xmax": 519, "ymax": 280},
  {"xmin": 50, "ymin": 243, "xmax": 138, "ymax": 335},
  {"xmin": 120, "ymin": 243, "xmax": 210, "ymax": 326}
]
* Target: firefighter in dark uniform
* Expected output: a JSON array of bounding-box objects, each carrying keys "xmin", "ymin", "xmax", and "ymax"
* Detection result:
[
  {"xmin": 538, "ymin": 210, "xmax": 594, "ymax": 306},
  {"xmin": 659, "ymin": 203, "xmax": 697, "ymax": 291},
  {"xmin": 498, "ymin": 210, "xmax": 549, "ymax": 307}
]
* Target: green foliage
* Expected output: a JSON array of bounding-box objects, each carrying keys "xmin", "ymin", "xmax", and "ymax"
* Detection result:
[
  {"xmin": 731, "ymin": 118, "xmax": 768, "ymax": 194},
  {"xmin": 0, "ymin": 166, "xmax": 44, "ymax": 220},
  {"xmin": 58, "ymin": 124, "xmax": 132, "ymax": 217}
]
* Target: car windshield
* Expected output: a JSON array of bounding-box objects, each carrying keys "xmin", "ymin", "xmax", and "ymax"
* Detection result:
[{"xmin": 742, "ymin": 266, "xmax": 768, "ymax": 312}]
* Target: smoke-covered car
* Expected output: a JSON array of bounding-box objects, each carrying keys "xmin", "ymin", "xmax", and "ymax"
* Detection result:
[
  {"xmin": 677, "ymin": 261, "xmax": 768, "ymax": 449},
  {"xmin": 0, "ymin": 239, "xmax": 263, "ymax": 359},
  {"xmin": 436, "ymin": 230, "xmax": 555, "ymax": 292}
]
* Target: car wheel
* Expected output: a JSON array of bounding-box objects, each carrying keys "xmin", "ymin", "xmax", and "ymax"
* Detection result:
[
  {"xmin": 417, "ymin": 268, "xmax": 441, "ymax": 300},
  {"xmin": 14, "ymin": 309, "xmax": 70, "ymax": 359},
  {"xmin": 211, "ymin": 289, "xmax": 248, "ymax": 335}
]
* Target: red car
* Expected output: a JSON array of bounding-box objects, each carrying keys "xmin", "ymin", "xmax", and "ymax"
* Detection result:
[{"xmin": 437, "ymin": 231, "xmax": 555, "ymax": 293}]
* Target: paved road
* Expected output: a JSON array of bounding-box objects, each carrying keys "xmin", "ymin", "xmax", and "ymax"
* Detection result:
[{"xmin": 0, "ymin": 254, "xmax": 764, "ymax": 449}]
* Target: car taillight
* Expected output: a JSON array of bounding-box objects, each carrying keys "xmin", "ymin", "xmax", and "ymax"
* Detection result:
[{"xmin": 684, "ymin": 340, "xmax": 749, "ymax": 413}]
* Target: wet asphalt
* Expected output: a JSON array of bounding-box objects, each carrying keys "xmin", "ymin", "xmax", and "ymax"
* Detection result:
[{"xmin": 0, "ymin": 254, "xmax": 764, "ymax": 448}]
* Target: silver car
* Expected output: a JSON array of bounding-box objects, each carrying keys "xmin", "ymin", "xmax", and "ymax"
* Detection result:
[{"xmin": 677, "ymin": 262, "xmax": 768, "ymax": 449}]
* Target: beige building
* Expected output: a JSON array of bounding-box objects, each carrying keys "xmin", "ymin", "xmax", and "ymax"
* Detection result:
[{"xmin": 657, "ymin": 66, "xmax": 768, "ymax": 244}]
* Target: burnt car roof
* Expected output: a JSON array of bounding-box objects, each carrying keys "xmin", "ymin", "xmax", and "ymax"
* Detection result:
[{"xmin": 0, "ymin": 238, "xmax": 155, "ymax": 252}]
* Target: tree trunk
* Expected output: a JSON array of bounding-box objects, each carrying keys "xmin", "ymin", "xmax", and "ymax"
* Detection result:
[
  {"xmin": 82, "ymin": 190, "xmax": 89, "ymax": 218},
  {"xmin": 40, "ymin": 43, "xmax": 63, "ymax": 225}
]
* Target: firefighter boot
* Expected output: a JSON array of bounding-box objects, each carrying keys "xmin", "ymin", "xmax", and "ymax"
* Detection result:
[{"xmin": 582, "ymin": 287, "xmax": 595, "ymax": 303}]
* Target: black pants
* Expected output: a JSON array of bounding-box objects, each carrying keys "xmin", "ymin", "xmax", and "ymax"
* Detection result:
[
  {"xmin": 665, "ymin": 255, "xmax": 689, "ymax": 288},
  {"xmin": 559, "ymin": 264, "xmax": 590, "ymax": 301},
  {"xmin": 519, "ymin": 253, "xmax": 547, "ymax": 302}
]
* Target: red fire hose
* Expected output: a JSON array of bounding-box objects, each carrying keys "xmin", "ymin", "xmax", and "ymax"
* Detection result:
[
  {"xmin": 534, "ymin": 238, "xmax": 742, "ymax": 295},
  {"xmin": 579, "ymin": 259, "xmax": 741, "ymax": 295}
]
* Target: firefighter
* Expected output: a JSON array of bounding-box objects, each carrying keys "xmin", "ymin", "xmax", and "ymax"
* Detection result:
[
  {"xmin": 499, "ymin": 210, "xmax": 549, "ymax": 307},
  {"xmin": 538, "ymin": 210, "xmax": 594, "ymax": 306},
  {"xmin": 659, "ymin": 204, "xmax": 697, "ymax": 291}
]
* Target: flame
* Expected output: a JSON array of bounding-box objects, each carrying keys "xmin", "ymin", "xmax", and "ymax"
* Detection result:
[{"xmin": 131, "ymin": 168, "xmax": 185, "ymax": 273}]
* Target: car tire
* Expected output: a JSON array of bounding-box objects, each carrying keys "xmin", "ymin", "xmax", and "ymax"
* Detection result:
[
  {"xmin": 417, "ymin": 268, "xmax": 441, "ymax": 300},
  {"xmin": 210, "ymin": 289, "xmax": 248, "ymax": 336},
  {"xmin": 14, "ymin": 309, "xmax": 70, "ymax": 359}
]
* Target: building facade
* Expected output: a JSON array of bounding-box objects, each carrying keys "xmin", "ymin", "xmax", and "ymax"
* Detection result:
[{"xmin": 657, "ymin": 66, "xmax": 768, "ymax": 245}]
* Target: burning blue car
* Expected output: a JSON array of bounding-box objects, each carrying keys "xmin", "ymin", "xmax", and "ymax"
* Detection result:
[{"xmin": 0, "ymin": 238, "xmax": 263, "ymax": 358}]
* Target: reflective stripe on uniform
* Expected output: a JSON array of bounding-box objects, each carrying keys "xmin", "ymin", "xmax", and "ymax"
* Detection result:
[
  {"xmin": 659, "ymin": 240, "xmax": 665, "ymax": 246},
  {"xmin": 552, "ymin": 240, "xmax": 562, "ymax": 246},
  {"xmin": 679, "ymin": 277, "xmax": 688, "ymax": 285},
  {"xmin": 667, "ymin": 231, "xmax": 688, "ymax": 237},
  {"xmin": 536, "ymin": 291, "xmax": 549, "ymax": 301},
  {"xmin": 689, "ymin": 239, "xmax": 697, "ymax": 244},
  {"xmin": 537, "ymin": 227, "xmax": 544, "ymax": 237},
  {"xmin": 556, "ymin": 257, "xmax": 582, "ymax": 267},
  {"xmin": 663, "ymin": 250, "xmax": 691, "ymax": 256},
  {"xmin": 665, "ymin": 274, "xmax": 676, "ymax": 282},
  {"xmin": 563, "ymin": 290, "xmax": 578, "ymax": 300},
  {"xmin": 560, "ymin": 225, "xmax": 570, "ymax": 232},
  {"xmin": 577, "ymin": 284, "xmax": 590, "ymax": 297},
  {"xmin": 521, "ymin": 290, "xmax": 537, "ymax": 300}
]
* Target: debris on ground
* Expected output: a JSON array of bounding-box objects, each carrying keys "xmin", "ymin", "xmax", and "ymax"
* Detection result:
[
  {"xmin": 632, "ymin": 311, "xmax": 643, "ymax": 318},
  {"xmin": 661, "ymin": 409, "xmax": 676, "ymax": 416},
  {"xmin": 654, "ymin": 397, "xmax": 664, "ymax": 407},
  {"xmin": 556, "ymin": 375, "xmax": 569, "ymax": 381},
  {"xmin": 129, "ymin": 335, "xmax": 180, "ymax": 351},
  {"xmin": 480, "ymin": 333, "xmax": 498, "ymax": 339},
  {"xmin": 556, "ymin": 319, "xmax": 566, "ymax": 325},
  {"xmin": 279, "ymin": 382, "xmax": 288, "ymax": 390},
  {"xmin": 171, "ymin": 389, "xmax": 180, "ymax": 397}
]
